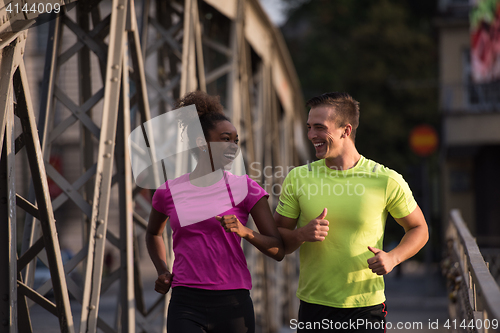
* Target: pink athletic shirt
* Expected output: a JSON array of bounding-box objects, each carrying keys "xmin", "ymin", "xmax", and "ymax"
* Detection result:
[{"xmin": 152, "ymin": 172, "xmax": 268, "ymax": 290}]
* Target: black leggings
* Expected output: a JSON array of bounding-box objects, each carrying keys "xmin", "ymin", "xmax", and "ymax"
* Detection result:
[
  {"xmin": 298, "ymin": 301, "xmax": 387, "ymax": 332},
  {"xmin": 167, "ymin": 287, "xmax": 255, "ymax": 333}
]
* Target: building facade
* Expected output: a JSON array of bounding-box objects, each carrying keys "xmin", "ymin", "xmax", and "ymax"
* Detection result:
[{"xmin": 437, "ymin": 0, "xmax": 500, "ymax": 249}]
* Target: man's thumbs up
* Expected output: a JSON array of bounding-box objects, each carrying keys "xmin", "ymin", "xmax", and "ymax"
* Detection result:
[
  {"xmin": 368, "ymin": 246, "xmax": 381, "ymax": 255},
  {"xmin": 299, "ymin": 208, "xmax": 329, "ymax": 242},
  {"xmin": 317, "ymin": 208, "xmax": 328, "ymax": 220},
  {"xmin": 367, "ymin": 246, "xmax": 397, "ymax": 276}
]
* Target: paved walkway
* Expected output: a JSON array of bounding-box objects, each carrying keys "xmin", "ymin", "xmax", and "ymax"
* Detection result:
[{"xmin": 384, "ymin": 261, "xmax": 450, "ymax": 332}]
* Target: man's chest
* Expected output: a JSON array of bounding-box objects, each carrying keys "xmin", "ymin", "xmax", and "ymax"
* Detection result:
[{"xmin": 295, "ymin": 177, "xmax": 387, "ymax": 229}]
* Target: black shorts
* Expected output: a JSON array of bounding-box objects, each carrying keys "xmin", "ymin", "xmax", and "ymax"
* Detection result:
[
  {"xmin": 297, "ymin": 300, "xmax": 387, "ymax": 333},
  {"xmin": 167, "ymin": 286, "xmax": 255, "ymax": 333}
]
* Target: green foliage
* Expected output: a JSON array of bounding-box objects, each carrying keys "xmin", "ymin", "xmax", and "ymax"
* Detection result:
[
  {"xmin": 470, "ymin": 0, "xmax": 499, "ymax": 29},
  {"xmin": 282, "ymin": 0, "xmax": 439, "ymax": 173}
]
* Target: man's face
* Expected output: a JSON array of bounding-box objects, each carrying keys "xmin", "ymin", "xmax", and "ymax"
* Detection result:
[{"xmin": 307, "ymin": 106, "xmax": 345, "ymax": 161}]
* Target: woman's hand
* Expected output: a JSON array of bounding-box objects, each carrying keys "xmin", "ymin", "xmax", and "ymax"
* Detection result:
[
  {"xmin": 216, "ymin": 215, "xmax": 250, "ymax": 238},
  {"xmin": 154, "ymin": 271, "xmax": 173, "ymax": 294}
]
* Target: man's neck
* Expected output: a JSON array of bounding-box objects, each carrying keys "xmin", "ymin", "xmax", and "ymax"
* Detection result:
[{"xmin": 324, "ymin": 146, "xmax": 361, "ymax": 170}]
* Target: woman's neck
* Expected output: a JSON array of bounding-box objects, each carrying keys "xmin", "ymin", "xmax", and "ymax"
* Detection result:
[{"xmin": 189, "ymin": 165, "xmax": 223, "ymax": 187}]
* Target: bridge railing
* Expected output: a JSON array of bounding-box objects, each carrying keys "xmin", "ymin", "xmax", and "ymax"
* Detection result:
[{"xmin": 443, "ymin": 209, "xmax": 500, "ymax": 333}]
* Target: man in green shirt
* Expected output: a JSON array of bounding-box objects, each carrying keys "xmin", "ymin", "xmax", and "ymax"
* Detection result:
[{"xmin": 275, "ymin": 92, "xmax": 428, "ymax": 332}]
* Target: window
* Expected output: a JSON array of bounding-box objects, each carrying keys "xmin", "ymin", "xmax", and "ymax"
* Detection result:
[{"xmin": 463, "ymin": 49, "xmax": 500, "ymax": 111}]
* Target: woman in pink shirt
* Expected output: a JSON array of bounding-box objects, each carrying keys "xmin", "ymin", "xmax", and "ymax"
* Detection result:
[{"xmin": 146, "ymin": 91, "xmax": 284, "ymax": 333}]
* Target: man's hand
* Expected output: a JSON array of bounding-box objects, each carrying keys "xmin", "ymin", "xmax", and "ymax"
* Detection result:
[
  {"xmin": 216, "ymin": 215, "xmax": 250, "ymax": 238},
  {"xmin": 155, "ymin": 271, "xmax": 173, "ymax": 294},
  {"xmin": 367, "ymin": 246, "xmax": 398, "ymax": 275},
  {"xmin": 299, "ymin": 208, "xmax": 329, "ymax": 242}
]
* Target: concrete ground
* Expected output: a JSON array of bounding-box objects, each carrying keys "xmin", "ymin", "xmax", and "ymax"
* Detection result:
[{"xmin": 384, "ymin": 261, "xmax": 450, "ymax": 332}]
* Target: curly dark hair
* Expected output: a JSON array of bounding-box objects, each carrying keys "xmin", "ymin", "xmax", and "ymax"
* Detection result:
[{"xmin": 176, "ymin": 90, "xmax": 230, "ymax": 145}]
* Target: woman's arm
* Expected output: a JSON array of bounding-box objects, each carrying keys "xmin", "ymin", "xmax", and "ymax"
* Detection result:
[
  {"xmin": 216, "ymin": 197, "xmax": 285, "ymax": 261},
  {"xmin": 146, "ymin": 206, "xmax": 172, "ymax": 294}
]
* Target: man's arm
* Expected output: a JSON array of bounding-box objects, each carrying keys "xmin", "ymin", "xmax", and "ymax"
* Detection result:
[
  {"xmin": 274, "ymin": 208, "xmax": 329, "ymax": 255},
  {"xmin": 367, "ymin": 205, "xmax": 429, "ymax": 275}
]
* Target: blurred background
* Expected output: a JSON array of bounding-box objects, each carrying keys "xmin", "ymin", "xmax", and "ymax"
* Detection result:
[{"xmin": 2, "ymin": 0, "xmax": 499, "ymax": 332}]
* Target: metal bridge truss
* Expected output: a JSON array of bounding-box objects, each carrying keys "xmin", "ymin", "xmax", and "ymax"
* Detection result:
[
  {"xmin": 1, "ymin": 0, "xmax": 309, "ymax": 332},
  {"xmin": 0, "ymin": 20, "xmax": 74, "ymax": 333}
]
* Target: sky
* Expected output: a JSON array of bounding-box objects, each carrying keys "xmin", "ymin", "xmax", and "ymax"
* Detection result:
[{"xmin": 258, "ymin": 0, "xmax": 288, "ymax": 26}]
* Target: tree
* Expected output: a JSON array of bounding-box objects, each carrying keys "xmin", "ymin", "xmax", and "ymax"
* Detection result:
[{"xmin": 281, "ymin": 0, "xmax": 439, "ymax": 172}]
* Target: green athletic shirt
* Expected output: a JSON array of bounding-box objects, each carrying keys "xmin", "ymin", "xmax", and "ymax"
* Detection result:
[{"xmin": 276, "ymin": 156, "xmax": 417, "ymax": 308}]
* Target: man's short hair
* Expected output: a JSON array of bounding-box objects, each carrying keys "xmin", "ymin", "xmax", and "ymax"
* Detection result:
[{"xmin": 306, "ymin": 92, "xmax": 360, "ymax": 140}]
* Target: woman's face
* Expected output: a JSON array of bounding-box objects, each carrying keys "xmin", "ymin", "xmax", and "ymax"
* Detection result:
[{"xmin": 206, "ymin": 120, "xmax": 239, "ymax": 170}]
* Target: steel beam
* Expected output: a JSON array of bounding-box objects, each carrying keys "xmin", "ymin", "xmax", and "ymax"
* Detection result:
[
  {"xmin": 27, "ymin": 1, "xmax": 161, "ymax": 332},
  {"xmin": 115, "ymin": 14, "xmax": 135, "ymax": 330},
  {"xmin": 1, "ymin": 0, "xmax": 308, "ymax": 332},
  {"xmin": 21, "ymin": 12, "xmax": 63, "ymax": 291},
  {"xmin": 0, "ymin": 18, "xmax": 75, "ymax": 331},
  {"xmin": 14, "ymin": 59, "xmax": 75, "ymax": 333},
  {"xmin": 0, "ymin": 43, "xmax": 17, "ymax": 333},
  {"xmin": 78, "ymin": 0, "xmax": 128, "ymax": 331}
]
